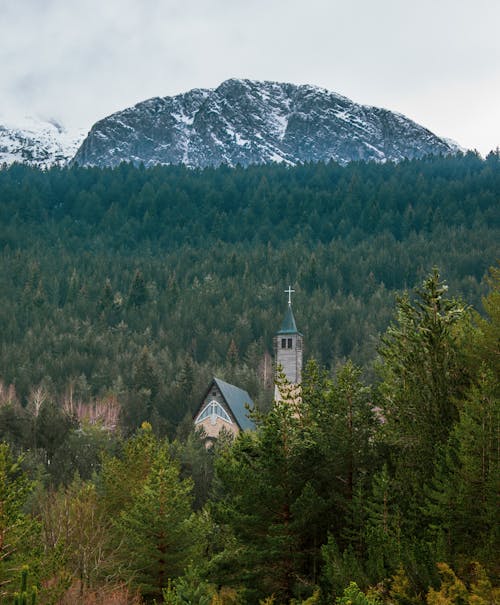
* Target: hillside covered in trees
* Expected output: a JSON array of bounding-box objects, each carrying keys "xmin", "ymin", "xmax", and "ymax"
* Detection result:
[
  {"xmin": 0, "ymin": 268, "xmax": 498, "ymax": 604},
  {"xmin": 0, "ymin": 151, "xmax": 498, "ymax": 427},
  {"xmin": 0, "ymin": 152, "xmax": 498, "ymax": 603}
]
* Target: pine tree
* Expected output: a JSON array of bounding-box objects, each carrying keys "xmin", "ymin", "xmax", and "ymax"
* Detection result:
[
  {"xmin": 97, "ymin": 278, "xmax": 114, "ymax": 315},
  {"xmin": 364, "ymin": 464, "xmax": 401, "ymax": 582},
  {"xmin": 116, "ymin": 442, "xmax": 200, "ymax": 600},
  {"xmin": 336, "ymin": 581, "xmax": 381, "ymax": 605},
  {"xmin": 377, "ymin": 269, "xmax": 470, "ymax": 528},
  {"xmin": 127, "ymin": 269, "xmax": 148, "ymax": 308},
  {"xmin": 34, "ymin": 398, "xmax": 76, "ymax": 468},
  {"xmin": 470, "ymin": 265, "xmax": 500, "ymax": 383},
  {"xmin": 300, "ymin": 359, "xmax": 378, "ymax": 551},
  {"xmin": 212, "ymin": 378, "xmax": 324, "ymax": 603},
  {"xmin": 424, "ymin": 368, "xmax": 499, "ymax": 564},
  {"xmin": 100, "ymin": 422, "xmax": 158, "ymax": 515}
]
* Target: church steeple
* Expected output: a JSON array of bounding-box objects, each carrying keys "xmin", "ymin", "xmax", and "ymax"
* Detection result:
[
  {"xmin": 274, "ymin": 286, "xmax": 303, "ymax": 399},
  {"xmin": 278, "ymin": 304, "xmax": 299, "ymax": 334}
]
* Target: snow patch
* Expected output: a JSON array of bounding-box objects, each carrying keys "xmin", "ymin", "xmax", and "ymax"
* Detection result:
[
  {"xmin": 173, "ymin": 112, "xmax": 194, "ymax": 126},
  {"xmin": 273, "ymin": 112, "xmax": 289, "ymax": 140},
  {"xmin": 0, "ymin": 115, "xmax": 87, "ymax": 168}
]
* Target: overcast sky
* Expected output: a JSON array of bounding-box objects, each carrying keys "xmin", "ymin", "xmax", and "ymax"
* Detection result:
[{"xmin": 1, "ymin": 0, "xmax": 499, "ymax": 154}]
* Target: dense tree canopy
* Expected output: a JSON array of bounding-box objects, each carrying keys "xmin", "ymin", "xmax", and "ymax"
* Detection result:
[
  {"xmin": 0, "ymin": 154, "xmax": 498, "ymax": 603},
  {"xmin": 0, "ymin": 152, "xmax": 498, "ymax": 435}
]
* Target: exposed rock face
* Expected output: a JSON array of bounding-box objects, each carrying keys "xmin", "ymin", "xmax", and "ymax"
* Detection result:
[
  {"xmin": 73, "ymin": 79, "xmax": 459, "ymax": 168},
  {"xmin": 0, "ymin": 116, "xmax": 85, "ymax": 168}
]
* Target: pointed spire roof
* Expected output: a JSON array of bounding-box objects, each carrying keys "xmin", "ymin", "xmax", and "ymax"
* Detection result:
[{"xmin": 277, "ymin": 304, "xmax": 301, "ymax": 335}]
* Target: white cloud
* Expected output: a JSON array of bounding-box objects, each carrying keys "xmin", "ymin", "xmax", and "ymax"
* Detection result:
[{"xmin": 0, "ymin": 0, "xmax": 498, "ymax": 154}]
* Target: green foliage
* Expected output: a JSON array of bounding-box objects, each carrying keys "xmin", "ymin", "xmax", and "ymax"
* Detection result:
[
  {"xmin": 364, "ymin": 465, "xmax": 401, "ymax": 582},
  {"xmin": 336, "ymin": 581, "xmax": 380, "ymax": 605},
  {"xmin": 128, "ymin": 269, "xmax": 148, "ymax": 308},
  {"xmin": 295, "ymin": 590, "xmax": 321, "ymax": 605},
  {"xmin": 99, "ymin": 421, "xmax": 158, "ymax": 514},
  {"xmin": 0, "ymin": 156, "xmax": 498, "ymax": 438},
  {"xmin": 424, "ymin": 368, "xmax": 499, "ymax": 565},
  {"xmin": 36, "ymin": 475, "xmax": 114, "ymax": 598},
  {"xmin": 426, "ymin": 563, "xmax": 469, "ymax": 605},
  {"xmin": 212, "ymin": 378, "xmax": 325, "ymax": 603},
  {"xmin": 300, "ymin": 359, "xmax": 378, "ymax": 559},
  {"xmin": 390, "ymin": 565, "xmax": 422, "ymax": 605},
  {"xmin": 12, "ymin": 566, "xmax": 37, "ymax": 605},
  {"xmin": 48, "ymin": 421, "xmax": 118, "ymax": 485},
  {"xmin": 321, "ymin": 536, "xmax": 367, "ymax": 599},
  {"xmin": 174, "ymin": 429, "xmax": 215, "ymax": 510},
  {"xmin": 469, "ymin": 265, "xmax": 500, "ymax": 384},
  {"xmin": 158, "ymin": 566, "xmax": 217, "ymax": 604},
  {"xmin": 115, "ymin": 440, "xmax": 202, "ymax": 600},
  {"xmin": 377, "ymin": 270, "xmax": 471, "ymax": 529},
  {"xmin": 0, "ymin": 444, "xmax": 41, "ymax": 601},
  {"xmin": 32, "ymin": 398, "xmax": 77, "ymax": 470},
  {"xmin": 0, "ymin": 156, "xmax": 499, "ymax": 601}
]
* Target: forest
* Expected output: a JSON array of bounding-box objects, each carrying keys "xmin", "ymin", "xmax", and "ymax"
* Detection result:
[{"xmin": 0, "ymin": 152, "xmax": 498, "ymax": 603}]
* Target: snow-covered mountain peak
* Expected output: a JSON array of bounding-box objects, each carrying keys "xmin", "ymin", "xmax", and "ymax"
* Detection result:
[
  {"xmin": 72, "ymin": 79, "xmax": 459, "ymax": 169},
  {"xmin": 1, "ymin": 80, "xmax": 460, "ymax": 170},
  {"xmin": 0, "ymin": 115, "xmax": 87, "ymax": 168}
]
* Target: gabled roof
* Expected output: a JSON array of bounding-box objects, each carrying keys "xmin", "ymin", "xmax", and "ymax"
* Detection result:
[
  {"xmin": 214, "ymin": 377, "xmax": 255, "ymax": 431},
  {"xmin": 277, "ymin": 305, "xmax": 302, "ymax": 335}
]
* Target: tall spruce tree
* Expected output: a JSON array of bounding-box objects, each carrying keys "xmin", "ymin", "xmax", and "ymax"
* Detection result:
[
  {"xmin": 377, "ymin": 269, "xmax": 470, "ymax": 529},
  {"xmin": 300, "ymin": 360, "xmax": 378, "ymax": 552},
  {"xmin": 424, "ymin": 368, "xmax": 499, "ymax": 565},
  {"xmin": 212, "ymin": 378, "xmax": 321, "ymax": 604},
  {"xmin": 115, "ymin": 441, "xmax": 200, "ymax": 600}
]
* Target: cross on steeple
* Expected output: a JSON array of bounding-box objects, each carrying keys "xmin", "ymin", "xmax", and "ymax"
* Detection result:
[{"xmin": 284, "ymin": 285, "xmax": 295, "ymax": 306}]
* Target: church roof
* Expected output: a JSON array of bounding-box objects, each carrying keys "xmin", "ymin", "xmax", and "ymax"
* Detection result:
[
  {"xmin": 277, "ymin": 304, "xmax": 301, "ymax": 335},
  {"xmin": 213, "ymin": 377, "xmax": 255, "ymax": 431}
]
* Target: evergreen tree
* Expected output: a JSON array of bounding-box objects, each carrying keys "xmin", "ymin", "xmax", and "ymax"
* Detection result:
[
  {"xmin": 470, "ymin": 265, "xmax": 500, "ymax": 381},
  {"xmin": 116, "ymin": 441, "xmax": 200, "ymax": 600},
  {"xmin": 127, "ymin": 269, "xmax": 148, "ymax": 308},
  {"xmin": 97, "ymin": 278, "xmax": 114, "ymax": 315},
  {"xmin": 425, "ymin": 368, "xmax": 499, "ymax": 565},
  {"xmin": 212, "ymin": 378, "xmax": 323, "ymax": 604},
  {"xmin": 364, "ymin": 464, "xmax": 401, "ymax": 582},
  {"xmin": 99, "ymin": 422, "xmax": 158, "ymax": 515},
  {"xmin": 300, "ymin": 360, "xmax": 378, "ymax": 551},
  {"xmin": 377, "ymin": 270, "xmax": 470, "ymax": 529},
  {"xmin": 32, "ymin": 398, "xmax": 77, "ymax": 473}
]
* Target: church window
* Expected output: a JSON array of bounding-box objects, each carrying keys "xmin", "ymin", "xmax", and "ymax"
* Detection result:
[
  {"xmin": 196, "ymin": 400, "xmax": 232, "ymax": 425},
  {"xmin": 281, "ymin": 338, "xmax": 286, "ymax": 348},
  {"xmin": 287, "ymin": 338, "xmax": 293, "ymax": 348}
]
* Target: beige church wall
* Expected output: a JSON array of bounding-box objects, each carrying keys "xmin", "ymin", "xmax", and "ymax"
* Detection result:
[{"xmin": 195, "ymin": 414, "xmax": 240, "ymax": 439}]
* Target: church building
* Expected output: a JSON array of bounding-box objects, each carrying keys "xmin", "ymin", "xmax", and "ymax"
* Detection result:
[
  {"xmin": 193, "ymin": 377, "xmax": 255, "ymax": 441},
  {"xmin": 193, "ymin": 286, "xmax": 303, "ymax": 439}
]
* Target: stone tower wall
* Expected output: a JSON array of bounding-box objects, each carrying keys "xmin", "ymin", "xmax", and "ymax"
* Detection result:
[{"xmin": 274, "ymin": 333, "xmax": 303, "ymax": 385}]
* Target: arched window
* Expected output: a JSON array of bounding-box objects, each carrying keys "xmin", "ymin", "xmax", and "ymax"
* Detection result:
[{"xmin": 196, "ymin": 400, "xmax": 232, "ymax": 425}]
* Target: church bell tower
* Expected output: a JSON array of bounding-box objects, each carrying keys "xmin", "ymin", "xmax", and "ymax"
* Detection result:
[{"xmin": 274, "ymin": 286, "xmax": 303, "ymax": 400}]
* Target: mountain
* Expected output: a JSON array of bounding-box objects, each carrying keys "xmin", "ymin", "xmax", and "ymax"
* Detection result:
[
  {"xmin": 0, "ymin": 116, "xmax": 86, "ymax": 168},
  {"xmin": 73, "ymin": 79, "xmax": 459, "ymax": 168}
]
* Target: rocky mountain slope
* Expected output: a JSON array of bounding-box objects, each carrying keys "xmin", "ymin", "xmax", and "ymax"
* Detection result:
[
  {"xmin": 73, "ymin": 79, "xmax": 459, "ymax": 168},
  {"xmin": 0, "ymin": 116, "xmax": 85, "ymax": 169}
]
